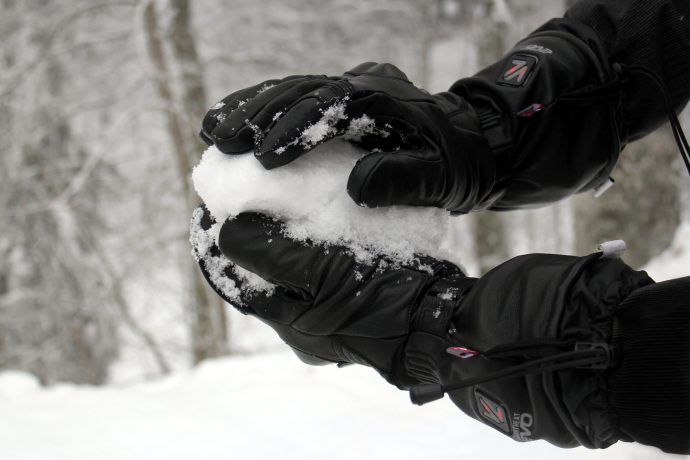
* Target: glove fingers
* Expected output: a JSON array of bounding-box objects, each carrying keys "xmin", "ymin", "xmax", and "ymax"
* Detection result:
[
  {"xmin": 255, "ymin": 90, "xmax": 424, "ymax": 169},
  {"xmin": 347, "ymin": 145, "xmax": 447, "ymax": 208},
  {"xmin": 343, "ymin": 62, "xmax": 412, "ymax": 82},
  {"xmin": 191, "ymin": 206, "xmax": 313, "ymax": 321},
  {"xmin": 212, "ymin": 77, "xmax": 333, "ymax": 154},
  {"xmin": 201, "ymin": 78, "xmax": 290, "ymax": 145},
  {"xmin": 256, "ymin": 93, "xmax": 351, "ymax": 169},
  {"xmin": 218, "ymin": 212, "xmax": 357, "ymax": 299},
  {"xmin": 339, "ymin": 94, "xmax": 428, "ymax": 153}
]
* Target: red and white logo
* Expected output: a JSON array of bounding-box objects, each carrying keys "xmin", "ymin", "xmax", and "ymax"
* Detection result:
[
  {"xmin": 474, "ymin": 389, "xmax": 511, "ymax": 433},
  {"xmin": 497, "ymin": 54, "xmax": 537, "ymax": 87}
]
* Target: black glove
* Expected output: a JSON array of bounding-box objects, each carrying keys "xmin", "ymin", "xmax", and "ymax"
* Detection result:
[
  {"xmin": 200, "ymin": 62, "xmax": 495, "ymax": 213},
  {"xmin": 191, "ymin": 206, "xmax": 690, "ymax": 453},
  {"xmin": 190, "ymin": 205, "xmax": 469, "ymax": 383},
  {"xmin": 200, "ymin": 18, "xmax": 629, "ymax": 212}
]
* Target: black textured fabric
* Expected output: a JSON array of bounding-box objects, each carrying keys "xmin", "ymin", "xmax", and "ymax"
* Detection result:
[
  {"xmin": 565, "ymin": 0, "xmax": 690, "ymax": 140},
  {"xmin": 450, "ymin": 17, "xmax": 623, "ymax": 209},
  {"xmin": 610, "ymin": 277, "xmax": 690, "ymax": 455},
  {"xmin": 450, "ymin": 0, "xmax": 690, "ymax": 210},
  {"xmin": 436, "ymin": 253, "xmax": 653, "ymax": 448}
]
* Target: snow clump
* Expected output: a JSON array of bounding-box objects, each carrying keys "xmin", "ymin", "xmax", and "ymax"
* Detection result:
[{"xmin": 192, "ymin": 139, "xmax": 461, "ymax": 298}]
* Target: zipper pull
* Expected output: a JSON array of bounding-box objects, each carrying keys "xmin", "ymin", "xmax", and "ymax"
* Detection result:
[
  {"xmin": 446, "ymin": 346, "xmax": 479, "ymax": 359},
  {"xmin": 517, "ymin": 103, "xmax": 545, "ymax": 118}
]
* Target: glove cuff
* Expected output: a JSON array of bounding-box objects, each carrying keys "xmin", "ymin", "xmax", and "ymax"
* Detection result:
[
  {"xmin": 609, "ymin": 277, "xmax": 690, "ymax": 455},
  {"xmin": 400, "ymin": 274, "xmax": 475, "ymax": 388},
  {"xmin": 450, "ymin": 17, "xmax": 622, "ymax": 210}
]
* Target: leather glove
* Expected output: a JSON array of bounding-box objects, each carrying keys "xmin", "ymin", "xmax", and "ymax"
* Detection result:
[
  {"xmin": 191, "ymin": 206, "xmax": 676, "ymax": 451},
  {"xmin": 200, "ymin": 18, "xmax": 624, "ymax": 212},
  {"xmin": 190, "ymin": 205, "xmax": 470, "ymax": 384},
  {"xmin": 200, "ymin": 62, "xmax": 495, "ymax": 213}
]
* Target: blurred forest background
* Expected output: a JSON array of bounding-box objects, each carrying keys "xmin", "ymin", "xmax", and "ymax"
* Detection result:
[{"xmin": 1, "ymin": 0, "xmax": 687, "ymax": 386}]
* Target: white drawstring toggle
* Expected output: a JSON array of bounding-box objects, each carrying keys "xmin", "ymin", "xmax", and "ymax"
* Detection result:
[{"xmin": 597, "ymin": 240, "xmax": 627, "ymax": 259}]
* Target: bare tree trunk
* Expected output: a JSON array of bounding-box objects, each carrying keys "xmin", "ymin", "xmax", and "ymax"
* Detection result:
[
  {"xmin": 472, "ymin": 0, "xmax": 511, "ymax": 274},
  {"xmin": 142, "ymin": 0, "xmax": 228, "ymax": 364},
  {"xmin": 574, "ymin": 128, "xmax": 681, "ymax": 267}
]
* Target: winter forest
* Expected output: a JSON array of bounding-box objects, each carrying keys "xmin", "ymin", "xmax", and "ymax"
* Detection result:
[{"xmin": 1, "ymin": 0, "xmax": 688, "ymax": 459}]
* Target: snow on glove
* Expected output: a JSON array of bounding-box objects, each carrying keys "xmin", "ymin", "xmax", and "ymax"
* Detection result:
[
  {"xmin": 199, "ymin": 19, "xmax": 624, "ymax": 213},
  {"xmin": 192, "ymin": 205, "xmax": 469, "ymax": 382},
  {"xmin": 194, "ymin": 208, "xmax": 690, "ymax": 453},
  {"xmin": 200, "ymin": 62, "xmax": 496, "ymax": 214}
]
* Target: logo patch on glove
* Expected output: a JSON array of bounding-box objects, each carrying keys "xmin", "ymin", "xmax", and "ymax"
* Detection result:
[
  {"xmin": 497, "ymin": 54, "xmax": 538, "ymax": 87},
  {"xmin": 475, "ymin": 389, "xmax": 511, "ymax": 433}
]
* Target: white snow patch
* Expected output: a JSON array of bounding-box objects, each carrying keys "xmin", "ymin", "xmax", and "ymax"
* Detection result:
[
  {"xmin": 343, "ymin": 114, "xmax": 374, "ymax": 140},
  {"xmin": 234, "ymin": 265, "xmax": 275, "ymax": 295},
  {"xmin": 342, "ymin": 114, "xmax": 390, "ymax": 142},
  {"xmin": 0, "ymin": 352, "xmax": 678, "ymax": 460},
  {"xmin": 300, "ymin": 101, "xmax": 348, "ymax": 148},
  {"xmin": 210, "ymin": 101, "xmax": 225, "ymax": 110},
  {"xmin": 438, "ymin": 287, "xmax": 458, "ymax": 301},
  {"xmin": 0, "ymin": 371, "xmax": 40, "ymax": 398},
  {"xmin": 257, "ymin": 83, "xmax": 276, "ymax": 93},
  {"xmin": 192, "ymin": 140, "xmax": 458, "ymax": 272},
  {"xmin": 189, "ymin": 207, "xmax": 273, "ymax": 301}
]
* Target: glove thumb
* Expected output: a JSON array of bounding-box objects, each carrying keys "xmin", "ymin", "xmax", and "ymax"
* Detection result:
[{"xmin": 347, "ymin": 146, "xmax": 448, "ymax": 209}]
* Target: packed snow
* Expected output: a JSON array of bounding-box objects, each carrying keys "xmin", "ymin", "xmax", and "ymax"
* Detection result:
[{"xmin": 192, "ymin": 139, "xmax": 459, "ymax": 299}]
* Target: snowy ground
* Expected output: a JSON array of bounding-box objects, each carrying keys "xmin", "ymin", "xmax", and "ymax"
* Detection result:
[
  {"xmin": 1, "ymin": 225, "xmax": 688, "ymax": 460},
  {"xmin": 0, "ymin": 352, "xmax": 685, "ymax": 460}
]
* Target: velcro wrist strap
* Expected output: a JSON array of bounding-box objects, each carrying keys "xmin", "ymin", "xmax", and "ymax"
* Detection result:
[{"xmin": 413, "ymin": 276, "xmax": 473, "ymax": 337}]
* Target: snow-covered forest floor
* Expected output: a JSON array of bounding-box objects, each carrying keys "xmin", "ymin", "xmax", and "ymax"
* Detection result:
[
  {"xmin": 1, "ymin": 224, "xmax": 688, "ymax": 460},
  {"xmin": 0, "ymin": 352, "xmax": 681, "ymax": 460}
]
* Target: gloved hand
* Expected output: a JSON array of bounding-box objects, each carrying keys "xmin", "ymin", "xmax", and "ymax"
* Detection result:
[
  {"xmin": 190, "ymin": 205, "xmax": 470, "ymax": 382},
  {"xmin": 200, "ymin": 62, "xmax": 495, "ymax": 213},
  {"xmin": 200, "ymin": 19, "xmax": 625, "ymax": 212},
  {"xmin": 190, "ymin": 205, "xmax": 690, "ymax": 453}
]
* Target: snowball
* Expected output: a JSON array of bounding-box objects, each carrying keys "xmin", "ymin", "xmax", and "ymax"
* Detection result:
[{"xmin": 192, "ymin": 139, "xmax": 461, "ymax": 297}]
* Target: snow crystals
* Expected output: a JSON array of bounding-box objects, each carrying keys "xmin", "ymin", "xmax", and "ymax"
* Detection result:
[
  {"xmin": 257, "ymin": 83, "xmax": 276, "ymax": 94},
  {"xmin": 189, "ymin": 207, "xmax": 274, "ymax": 305},
  {"xmin": 192, "ymin": 139, "xmax": 462, "ymax": 301},
  {"xmin": 438, "ymin": 287, "xmax": 458, "ymax": 301},
  {"xmin": 300, "ymin": 100, "xmax": 348, "ymax": 149},
  {"xmin": 342, "ymin": 115, "xmax": 390, "ymax": 142},
  {"xmin": 244, "ymin": 119, "xmax": 264, "ymax": 143}
]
